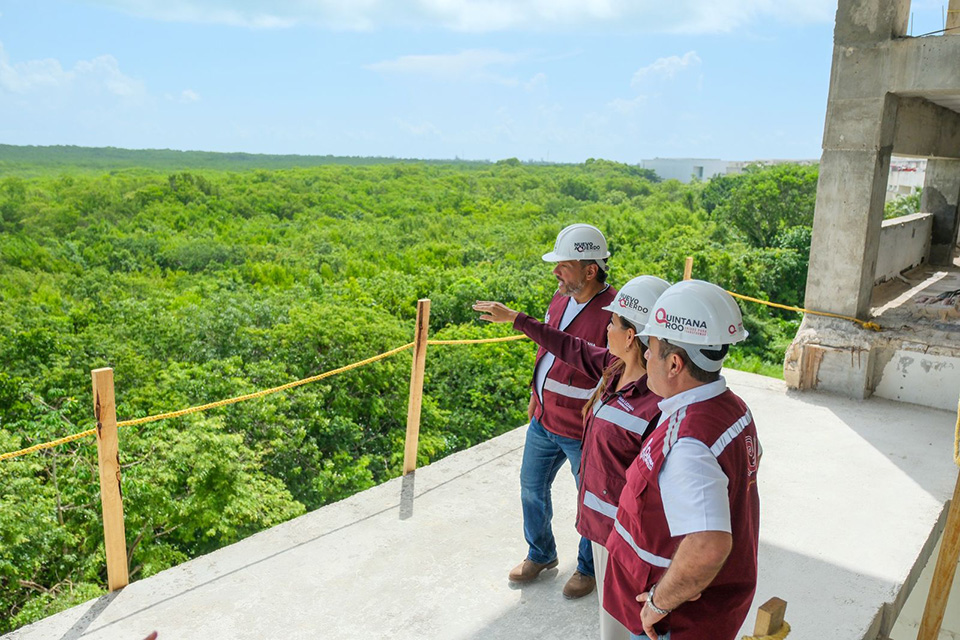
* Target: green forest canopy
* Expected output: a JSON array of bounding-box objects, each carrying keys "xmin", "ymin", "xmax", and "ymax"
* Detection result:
[{"xmin": 0, "ymin": 147, "xmax": 819, "ymax": 630}]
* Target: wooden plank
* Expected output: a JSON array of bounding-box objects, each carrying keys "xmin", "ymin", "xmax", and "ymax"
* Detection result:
[
  {"xmin": 683, "ymin": 256, "xmax": 694, "ymax": 281},
  {"xmin": 917, "ymin": 468, "xmax": 960, "ymax": 640},
  {"xmin": 754, "ymin": 596, "xmax": 787, "ymax": 636},
  {"xmin": 92, "ymin": 367, "xmax": 129, "ymax": 591},
  {"xmin": 800, "ymin": 345, "xmax": 825, "ymax": 391},
  {"xmin": 403, "ymin": 299, "xmax": 431, "ymax": 475}
]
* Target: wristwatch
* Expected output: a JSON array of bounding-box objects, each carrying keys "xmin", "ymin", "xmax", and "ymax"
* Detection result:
[{"xmin": 646, "ymin": 583, "xmax": 672, "ymax": 616}]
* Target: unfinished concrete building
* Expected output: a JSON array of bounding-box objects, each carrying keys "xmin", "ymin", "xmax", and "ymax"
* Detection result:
[{"xmin": 785, "ymin": 0, "xmax": 960, "ymax": 412}]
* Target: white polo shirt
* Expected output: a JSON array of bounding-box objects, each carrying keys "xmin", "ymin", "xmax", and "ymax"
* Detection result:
[
  {"xmin": 657, "ymin": 377, "xmax": 733, "ymax": 537},
  {"xmin": 532, "ymin": 296, "xmax": 587, "ymax": 400}
]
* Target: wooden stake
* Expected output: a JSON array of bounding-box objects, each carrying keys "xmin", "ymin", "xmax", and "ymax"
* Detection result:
[
  {"xmin": 917, "ymin": 468, "xmax": 960, "ymax": 640},
  {"xmin": 947, "ymin": 0, "xmax": 960, "ymax": 31},
  {"xmin": 91, "ymin": 368, "xmax": 129, "ymax": 591},
  {"xmin": 753, "ymin": 597, "xmax": 787, "ymax": 635},
  {"xmin": 403, "ymin": 299, "xmax": 431, "ymax": 475},
  {"xmin": 683, "ymin": 256, "xmax": 694, "ymax": 281}
]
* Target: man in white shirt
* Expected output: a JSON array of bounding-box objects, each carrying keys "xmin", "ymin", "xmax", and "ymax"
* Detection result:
[{"xmin": 603, "ymin": 280, "xmax": 761, "ymax": 640}]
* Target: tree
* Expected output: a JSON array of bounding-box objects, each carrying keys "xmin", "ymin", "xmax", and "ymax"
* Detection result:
[{"xmin": 712, "ymin": 164, "xmax": 818, "ymax": 247}]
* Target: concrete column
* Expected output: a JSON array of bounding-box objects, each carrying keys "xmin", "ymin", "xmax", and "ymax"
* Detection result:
[
  {"xmin": 922, "ymin": 159, "xmax": 960, "ymax": 263},
  {"xmin": 806, "ymin": 95, "xmax": 898, "ymax": 318},
  {"xmin": 949, "ymin": 0, "xmax": 960, "ymax": 32}
]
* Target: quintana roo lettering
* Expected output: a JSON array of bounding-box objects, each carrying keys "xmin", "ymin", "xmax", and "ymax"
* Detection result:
[{"xmin": 654, "ymin": 307, "xmax": 707, "ymax": 333}]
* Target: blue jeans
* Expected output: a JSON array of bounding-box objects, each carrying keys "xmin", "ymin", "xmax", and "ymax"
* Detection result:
[{"xmin": 519, "ymin": 416, "xmax": 594, "ymax": 577}]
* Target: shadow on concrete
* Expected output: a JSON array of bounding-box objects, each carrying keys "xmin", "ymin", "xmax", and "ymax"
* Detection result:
[
  {"xmin": 77, "ymin": 442, "xmax": 523, "ymax": 637},
  {"xmin": 57, "ymin": 591, "xmax": 119, "ymax": 640},
  {"xmin": 506, "ymin": 566, "xmax": 559, "ymax": 590},
  {"xmin": 461, "ymin": 541, "xmax": 900, "ymax": 640}
]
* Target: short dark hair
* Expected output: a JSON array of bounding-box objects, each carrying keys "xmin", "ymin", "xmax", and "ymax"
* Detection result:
[
  {"xmin": 579, "ymin": 259, "xmax": 608, "ymax": 283},
  {"xmin": 657, "ymin": 339, "xmax": 727, "ymax": 383}
]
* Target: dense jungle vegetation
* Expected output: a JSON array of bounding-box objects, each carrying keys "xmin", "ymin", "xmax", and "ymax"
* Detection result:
[{"xmin": 0, "ymin": 148, "xmax": 819, "ymax": 630}]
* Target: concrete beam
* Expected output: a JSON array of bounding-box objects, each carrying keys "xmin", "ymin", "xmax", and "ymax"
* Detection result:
[
  {"xmin": 922, "ymin": 159, "xmax": 960, "ymax": 263},
  {"xmin": 888, "ymin": 36, "xmax": 960, "ymax": 95},
  {"xmin": 893, "ymin": 97, "xmax": 960, "ymax": 158}
]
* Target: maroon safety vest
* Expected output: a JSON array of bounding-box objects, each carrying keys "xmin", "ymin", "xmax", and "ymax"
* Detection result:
[
  {"xmin": 603, "ymin": 388, "xmax": 761, "ymax": 640},
  {"xmin": 577, "ymin": 374, "xmax": 660, "ymax": 545},
  {"xmin": 530, "ymin": 286, "xmax": 617, "ymax": 440}
]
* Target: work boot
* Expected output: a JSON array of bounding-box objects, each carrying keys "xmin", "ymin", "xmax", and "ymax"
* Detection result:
[
  {"xmin": 562, "ymin": 571, "xmax": 596, "ymax": 599},
  {"xmin": 508, "ymin": 558, "xmax": 559, "ymax": 583}
]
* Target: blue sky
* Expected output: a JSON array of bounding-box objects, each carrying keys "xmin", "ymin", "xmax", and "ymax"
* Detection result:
[{"xmin": 0, "ymin": 1, "xmax": 951, "ymax": 163}]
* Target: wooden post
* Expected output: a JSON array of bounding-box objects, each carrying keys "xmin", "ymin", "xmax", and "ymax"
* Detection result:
[
  {"xmin": 91, "ymin": 368, "xmax": 129, "ymax": 591},
  {"xmin": 917, "ymin": 468, "xmax": 960, "ymax": 640},
  {"xmin": 683, "ymin": 256, "xmax": 694, "ymax": 280},
  {"xmin": 947, "ymin": 0, "xmax": 960, "ymax": 31},
  {"xmin": 754, "ymin": 597, "xmax": 787, "ymax": 636},
  {"xmin": 403, "ymin": 299, "xmax": 431, "ymax": 475}
]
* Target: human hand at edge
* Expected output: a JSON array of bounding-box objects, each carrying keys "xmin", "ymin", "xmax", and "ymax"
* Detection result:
[{"xmin": 472, "ymin": 301, "xmax": 520, "ymax": 324}]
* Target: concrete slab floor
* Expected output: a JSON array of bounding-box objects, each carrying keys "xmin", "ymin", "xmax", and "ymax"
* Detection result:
[
  {"xmin": 3, "ymin": 370, "xmax": 959, "ymax": 640},
  {"xmin": 871, "ymin": 252, "xmax": 960, "ymax": 332}
]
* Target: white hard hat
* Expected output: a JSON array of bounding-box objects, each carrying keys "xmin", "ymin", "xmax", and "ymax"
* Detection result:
[
  {"xmin": 601, "ymin": 275, "xmax": 670, "ymax": 330},
  {"xmin": 542, "ymin": 223, "xmax": 610, "ymax": 270},
  {"xmin": 640, "ymin": 280, "xmax": 749, "ymax": 372}
]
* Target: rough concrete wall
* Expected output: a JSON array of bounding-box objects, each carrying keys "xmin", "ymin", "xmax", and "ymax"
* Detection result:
[
  {"xmin": 875, "ymin": 213, "xmax": 933, "ymax": 283},
  {"xmin": 921, "ymin": 159, "xmax": 960, "ymax": 263},
  {"xmin": 835, "ymin": 0, "xmax": 909, "ymax": 43}
]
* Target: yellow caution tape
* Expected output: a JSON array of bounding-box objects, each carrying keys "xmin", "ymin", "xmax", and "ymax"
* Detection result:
[
  {"xmin": 0, "ymin": 342, "xmax": 415, "ymax": 462},
  {"xmin": 742, "ymin": 621, "xmax": 791, "ymax": 640},
  {"xmin": 116, "ymin": 342, "xmax": 415, "ymax": 428},
  {"xmin": 428, "ymin": 335, "xmax": 529, "ymax": 345},
  {"xmin": 0, "ymin": 428, "xmax": 98, "ymax": 462},
  {"xmin": 727, "ymin": 291, "xmax": 881, "ymax": 332}
]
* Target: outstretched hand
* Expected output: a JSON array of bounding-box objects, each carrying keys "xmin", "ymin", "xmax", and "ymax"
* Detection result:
[{"xmin": 472, "ymin": 301, "xmax": 520, "ymax": 324}]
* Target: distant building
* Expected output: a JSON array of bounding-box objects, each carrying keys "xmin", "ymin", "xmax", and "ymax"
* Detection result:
[
  {"xmin": 887, "ymin": 156, "xmax": 927, "ymax": 200},
  {"xmin": 640, "ymin": 157, "xmax": 818, "ymax": 183},
  {"xmin": 640, "ymin": 158, "xmax": 734, "ymax": 183}
]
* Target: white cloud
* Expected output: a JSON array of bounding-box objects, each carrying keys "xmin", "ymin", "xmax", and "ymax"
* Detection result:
[
  {"xmin": 180, "ymin": 89, "xmax": 200, "ymax": 102},
  {"xmin": 607, "ymin": 51, "xmax": 700, "ymax": 118},
  {"xmin": 366, "ymin": 49, "xmax": 524, "ymax": 80},
  {"xmin": 89, "ymin": 0, "xmax": 835, "ymax": 34},
  {"xmin": 0, "ymin": 42, "xmax": 145, "ymax": 99},
  {"xmin": 631, "ymin": 51, "xmax": 701, "ymax": 88}
]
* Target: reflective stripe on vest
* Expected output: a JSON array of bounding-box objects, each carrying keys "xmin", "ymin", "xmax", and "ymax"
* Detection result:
[
  {"xmin": 614, "ymin": 518, "xmax": 673, "ymax": 568},
  {"xmin": 662, "ymin": 405, "xmax": 686, "ymax": 457},
  {"xmin": 710, "ymin": 410, "xmax": 753, "ymax": 457},
  {"xmin": 543, "ymin": 377, "xmax": 594, "ymax": 400},
  {"xmin": 583, "ymin": 490, "xmax": 619, "ymax": 519},
  {"xmin": 593, "ymin": 403, "xmax": 649, "ymax": 436}
]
